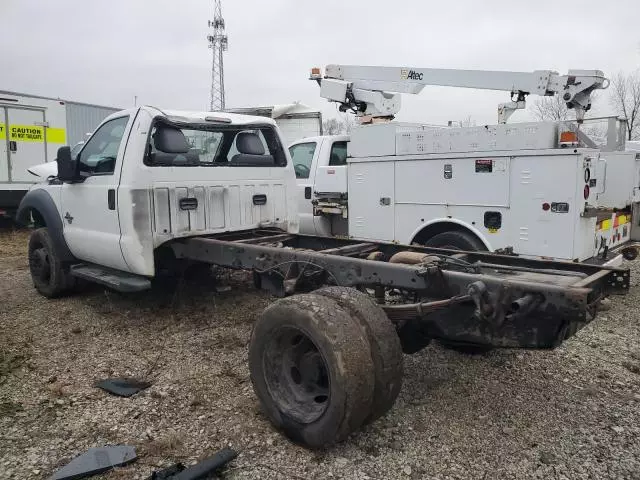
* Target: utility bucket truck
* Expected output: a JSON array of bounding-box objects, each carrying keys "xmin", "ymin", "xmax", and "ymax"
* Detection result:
[
  {"xmin": 17, "ymin": 106, "xmax": 630, "ymax": 449},
  {"xmin": 293, "ymin": 65, "xmax": 640, "ymax": 265}
]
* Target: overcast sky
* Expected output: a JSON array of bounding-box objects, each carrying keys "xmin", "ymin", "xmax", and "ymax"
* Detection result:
[{"xmin": 2, "ymin": 0, "xmax": 639, "ymax": 125}]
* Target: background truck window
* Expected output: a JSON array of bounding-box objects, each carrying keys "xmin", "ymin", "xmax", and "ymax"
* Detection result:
[
  {"xmin": 77, "ymin": 116, "xmax": 129, "ymax": 175},
  {"xmin": 289, "ymin": 142, "xmax": 317, "ymax": 179},
  {"xmin": 328, "ymin": 141, "xmax": 348, "ymax": 166}
]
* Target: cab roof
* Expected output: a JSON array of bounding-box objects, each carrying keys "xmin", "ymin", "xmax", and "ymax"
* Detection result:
[{"xmin": 104, "ymin": 106, "xmax": 278, "ymax": 127}]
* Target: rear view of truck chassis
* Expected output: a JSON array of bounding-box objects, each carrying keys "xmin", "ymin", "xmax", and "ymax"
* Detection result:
[{"xmin": 168, "ymin": 228, "xmax": 629, "ymax": 447}]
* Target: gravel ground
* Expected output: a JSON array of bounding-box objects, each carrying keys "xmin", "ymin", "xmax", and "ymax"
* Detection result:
[{"xmin": 1, "ymin": 228, "xmax": 640, "ymax": 479}]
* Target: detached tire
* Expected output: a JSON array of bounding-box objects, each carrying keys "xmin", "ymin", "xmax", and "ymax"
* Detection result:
[
  {"xmin": 423, "ymin": 230, "xmax": 485, "ymax": 251},
  {"xmin": 28, "ymin": 228, "xmax": 75, "ymax": 298},
  {"xmin": 249, "ymin": 294, "xmax": 375, "ymax": 448},
  {"xmin": 314, "ymin": 286, "xmax": 403, "ymax": 423}
]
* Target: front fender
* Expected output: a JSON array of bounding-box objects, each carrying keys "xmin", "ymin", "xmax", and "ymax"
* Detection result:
[{"xmin": 16, "ymin": 189, "xmax": 76, "ymax": 262}]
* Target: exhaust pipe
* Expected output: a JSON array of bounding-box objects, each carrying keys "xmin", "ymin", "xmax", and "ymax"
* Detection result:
[
  {"xmin": 510, "ymin": 293, "xmax": 542, "ymax": 314},
  {"xmin": 389, "ymin": 251, "xmax": 439, "ymax": 265}
]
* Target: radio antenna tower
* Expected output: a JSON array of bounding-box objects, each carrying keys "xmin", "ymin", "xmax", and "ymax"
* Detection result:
[{"xmin": 207, "ymin": 0, "xmax": 228, "ymax": 111}]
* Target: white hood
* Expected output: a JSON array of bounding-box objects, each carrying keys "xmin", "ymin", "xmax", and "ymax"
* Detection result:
[{"xmin": 27, "ymin": 162, "xmax": 58, "ymax": 179}]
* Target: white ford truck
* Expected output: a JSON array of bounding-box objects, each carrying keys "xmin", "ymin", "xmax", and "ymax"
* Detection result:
[{"xmin": 17, "ymin": 106, "xmax": 631, "ymax": 448}]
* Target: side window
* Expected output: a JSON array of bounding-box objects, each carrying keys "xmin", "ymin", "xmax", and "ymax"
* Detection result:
[
  {"xmin": 289, "ymin": 142, "xmax": 317, "ymax": 179},
  {"xmin": 78, "ymin": 116, "xmax": 129, "ymax": 175},
  {"xmin": 328, "ymin": 141, "xmax": 348, "ymax": 166}
]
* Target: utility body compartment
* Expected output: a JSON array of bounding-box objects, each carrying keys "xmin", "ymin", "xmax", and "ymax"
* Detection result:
[{"xmin": 300, "ymin": 120, "xmax": 640, "ymax": 264}]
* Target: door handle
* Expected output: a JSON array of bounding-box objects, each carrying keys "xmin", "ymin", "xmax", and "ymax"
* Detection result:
[
  {"xmin": 304, "ymin": 187, "xmax": 312, "ymax": 200},
  {"xmin": 179, "ymin": 197, "xmax": 198, "ymax": 210},
  {"xmin": 253, "ymin": 194, "xmax": 267, "ymax": 205},
  {"xmin": 9, "ymin": 141, "xmax": 17, "ymax": 152},
  {"xmin": 108, "ymin": 189, "xmax": 116, "ymax": 210}
]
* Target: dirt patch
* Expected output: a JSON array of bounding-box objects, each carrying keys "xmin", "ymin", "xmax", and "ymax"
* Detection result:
[{"xmin": 0, "ymin": 228, "xmax": 29, "ymax": 258}]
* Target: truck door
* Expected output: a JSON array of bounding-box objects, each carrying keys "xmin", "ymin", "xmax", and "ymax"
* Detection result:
[
  {"xmin": 289, "ymin": 140, "xmax": 319, "ymax": 234},
  {"xmin": 5, "ymin": 107, "xmax": 47, "ymax": 182},
  {"xmin": 60, "ymin": 115, "xmax": 132, "ymax": 271},
  {"xmin": 0, "ymin": 109, "xmax": 7, "ymax": 183}
]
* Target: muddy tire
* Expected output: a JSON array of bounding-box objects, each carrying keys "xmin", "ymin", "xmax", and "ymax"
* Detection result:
[
  {"xmin": 28, "ymin": 228, "xmax": 75, "ymax": 298},
  {"xmin": 249, "ymin": 294, "xmax": 375, "ymax": 448},
  {"xmin": 314, "ymin": 286, "xmax": 403, "ymax": 423}
]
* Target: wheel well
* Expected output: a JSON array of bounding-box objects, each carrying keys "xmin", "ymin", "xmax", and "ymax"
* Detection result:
[
  {"xmin": 20, "ymin": 208, "xmax": 46, "ymax": 228},
  {"xmin": 31, "ymin": 209, "xmax": 46, "ymax": 228},
  {"xmin": 411, "ymin": 222, "xmax": 485, "ymax": 247}
]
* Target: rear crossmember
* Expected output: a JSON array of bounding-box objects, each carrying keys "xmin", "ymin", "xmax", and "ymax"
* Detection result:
[{"xmin": 170, "ymin": 228, "xmax": 629, "ymax": 350}]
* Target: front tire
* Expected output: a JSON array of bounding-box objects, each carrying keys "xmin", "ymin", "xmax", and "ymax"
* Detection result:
[
  {"xmin": 28, "ymin": 228, "xmax": 75, "ymax": 298},
  {"xmin": 249, "ymin": 294, "xmax": 375, "ymax": 448}
]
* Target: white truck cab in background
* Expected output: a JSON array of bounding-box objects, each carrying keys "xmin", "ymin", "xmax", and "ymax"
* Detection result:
[{"xmin": 289, "ymin": 134, "xmax": 349, "ymax": 236}]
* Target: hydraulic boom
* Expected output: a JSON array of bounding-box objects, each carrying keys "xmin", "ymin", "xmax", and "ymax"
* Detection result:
[{"xmin": 311, "ymin": 64, "xmax": 609, "ymax": 123}]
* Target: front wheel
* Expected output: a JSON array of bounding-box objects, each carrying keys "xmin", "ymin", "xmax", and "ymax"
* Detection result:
[{"xmin": 28, "ymin": 228, "xmax": 75, "ymax": 298}]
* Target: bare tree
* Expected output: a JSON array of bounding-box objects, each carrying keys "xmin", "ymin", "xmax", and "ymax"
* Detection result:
[
  {"xmin": 609, "ymin": 70, "xmax": 640, "ymax": 140},
  {"xmin": 448, "ymin": 116, "xmax": 476, "ymax": 128},
  {"xmin": 322, "ymin": 118, "xmax": 343, "ymax": 135},
  {"xmin": 531, "ymin": 95, "xmax": 570, "ymax": 121},
  {"xmin": 322, "ymin": 114, "xmax": 357, "ymax": 135}
]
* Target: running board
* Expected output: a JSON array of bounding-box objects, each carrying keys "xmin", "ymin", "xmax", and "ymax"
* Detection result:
[{"xmin": 70, "ymin": 264, "xmax": 152, "ymax": 293}]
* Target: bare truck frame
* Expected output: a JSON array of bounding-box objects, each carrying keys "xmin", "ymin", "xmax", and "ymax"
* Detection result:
[
  {"xmin": 171, "ymin": 228, "xmax": 627, "ymax": 349},
  {"xmin": 164, "ymin": 228, "xmax": 630, "ymax": 447}
]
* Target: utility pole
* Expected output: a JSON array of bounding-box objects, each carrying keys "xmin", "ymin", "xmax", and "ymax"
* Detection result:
[{"xmin": 207, "ymin": 0, "xmax": 228, "ymax": 111}]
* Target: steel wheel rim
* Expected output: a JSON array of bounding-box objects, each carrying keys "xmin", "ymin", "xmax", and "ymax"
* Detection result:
[
  {"xmin": 262, "ymin": 326, "xmax": 330, "ymax": 424},
  {"xmin": 29, "ymin": 247, "xmax": 51, "ymax": 283}
]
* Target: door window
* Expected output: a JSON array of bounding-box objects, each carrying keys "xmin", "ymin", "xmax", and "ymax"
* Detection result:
[
  {"xmin": 289, "ymin": 142, "xmax": 317, "ymax": 179},
  {"xmin": 328, "ymin": 141, "xmax": 348, "ymax": 166},
  {"xmin": 77, "ymin": 116, "xmax": 129, "ymax": 176}
]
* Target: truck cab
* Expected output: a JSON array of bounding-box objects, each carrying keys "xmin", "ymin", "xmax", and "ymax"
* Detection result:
[
  {"xmin": 17, "ymin": 106, "xmax": 298, "ymax": 296},
  {"xmin": 289, "ymin": 135, "xmax": 348, "ymax": 236}
]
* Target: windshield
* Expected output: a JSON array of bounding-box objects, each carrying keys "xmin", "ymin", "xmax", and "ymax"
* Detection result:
[{"xmin": 145, "ymin": 121, "xmax": 287, "ymax": 167}]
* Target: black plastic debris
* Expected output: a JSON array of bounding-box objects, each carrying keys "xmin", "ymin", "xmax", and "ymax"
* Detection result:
[
  {"xmin": 96, "ymin": 377, "xmax": 151, "ymax": 397},
  {"xmin": 148, "ymin": 448, "xmax": 238, "ymax": 480},
  {"xmin": 148, "ymin": 463, "xmax": 185, "ymax": 479},
  {"xmin": 49, "ymin": 445, "xmax": 137, "ymax": 480}
]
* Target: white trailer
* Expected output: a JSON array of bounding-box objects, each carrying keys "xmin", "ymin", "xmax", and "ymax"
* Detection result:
[
  {"xmin": 293, "ymin": 65, "xmax": 640, "ymax": 264},
  {"xmin": 226, "ymin": 103, "xmax": 322, "ymax": 146},
  {"xmin": 0, "ymin": 90, "xmax": 118, "ymax": 216}
]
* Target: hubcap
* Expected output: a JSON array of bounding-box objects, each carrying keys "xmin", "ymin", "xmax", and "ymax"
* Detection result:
[
  {"xmin": 30, "ymin": 247, "xmax": 51, "ymax": 282},
  {"xmin": 263, "ymin": 327, "xmax": 330, "ymax": 423}
]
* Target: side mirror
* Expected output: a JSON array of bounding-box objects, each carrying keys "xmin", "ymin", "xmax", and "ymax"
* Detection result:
[{"xmin": 56, "ymin": 146, "xmax": 77, "ymax": 183}]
